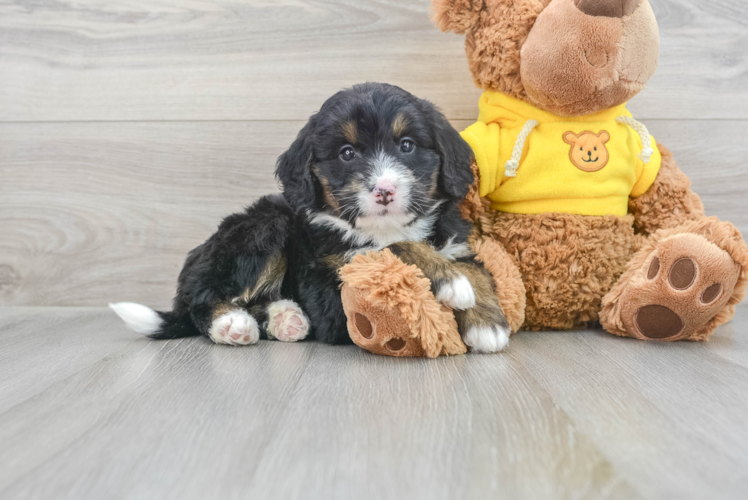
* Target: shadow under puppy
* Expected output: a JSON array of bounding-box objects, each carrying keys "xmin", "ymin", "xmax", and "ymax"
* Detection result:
[{"xmin": 111, "ymin": 83, "xmax": 510, "ymax": 353}]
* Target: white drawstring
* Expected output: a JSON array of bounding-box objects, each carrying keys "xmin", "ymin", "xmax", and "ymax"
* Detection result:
[
  {"xmin": 616, "ymin": 116, "xmax": 654, "ymax": 163},
  {"xmin": 504, "ymin": 119, "xmax": 539, "ymax": 177},
  {"xmin": 504, "ymin": 116, "xmax": 652, "ymax": 177}
]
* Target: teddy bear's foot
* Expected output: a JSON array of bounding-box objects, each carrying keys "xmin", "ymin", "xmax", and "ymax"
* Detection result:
[
  {"xmin": 340, "ymin": 249, "xmax": 466, "ymax": 358},
  {"xmin": 601, "ymin": 218, "xmax": 748, "ymax": 341},
  {"xmin": 345, "ymin": 298, "xmax": 442, "ymax": 357},
  {"xmin": 622, "ymin": 235, "xmax": 737, "ymax": 340},
  {"xmin": 343, "ymin": 284, "xmax": 464, "ymax": 358}
]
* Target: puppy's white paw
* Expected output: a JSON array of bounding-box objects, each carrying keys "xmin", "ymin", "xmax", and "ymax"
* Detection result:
[
  {"xmin": 209, "ymin": 310, "xmax": 259, "ymax": 346},
  {"xmin": 267, "ymin": 300, "xmax": 310, "ymax": 342},
  {"xmin": 464, "ymin": 325, "xmax": 510, "ymax": 353},
  {"xmin": 436, "ymin": 274, "xmax": 476, "ymax": 310}
]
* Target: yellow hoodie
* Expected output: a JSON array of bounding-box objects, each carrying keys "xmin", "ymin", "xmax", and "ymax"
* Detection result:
[{"xmin": 460, "ymin": 91, "xmax": 662, "ymax": 217}]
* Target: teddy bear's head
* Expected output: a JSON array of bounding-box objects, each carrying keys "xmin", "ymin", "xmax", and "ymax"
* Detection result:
[{"xmin": 433, "ymin": 0, "xmax": 659, "ymax": 117}]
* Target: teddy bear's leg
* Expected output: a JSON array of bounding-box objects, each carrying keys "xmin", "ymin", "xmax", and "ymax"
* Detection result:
[
  {"xmin": 483, "ymin": 211, "xmax": 640, "ymax": 330},
  {"xmin": 601, "ymin": 218, "xmax": 748, "ymax": 341}
]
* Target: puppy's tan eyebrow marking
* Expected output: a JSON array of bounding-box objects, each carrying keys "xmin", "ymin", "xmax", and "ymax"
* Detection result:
[
  {"xmin": 342, "ymin": 121, "xmax": 358, "ymax": 144},
  {"xmin": 393, "ymin": 114, "xmax": 408, "ymax": 137}
]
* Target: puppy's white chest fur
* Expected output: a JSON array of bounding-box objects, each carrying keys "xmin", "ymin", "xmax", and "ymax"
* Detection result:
[
  {"xmin": 309, "ymin": 210, "xmax": 437, "ymax": 253},
  {"xmin": 354, "ymin": 212, "xmax": 435, "ymax": 247}
]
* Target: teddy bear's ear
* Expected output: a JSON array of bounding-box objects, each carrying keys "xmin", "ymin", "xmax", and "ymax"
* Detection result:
[
  {"xmin": 563, "ymin": 131, "xmax": 578, "ymax": 145},
  {"xmin": 598, "ymin": 131, "xmax": 611, "ymax": 143},
  {"xmin": 431, "ymin": 0, "xmax": 485, "ymax": 34}
]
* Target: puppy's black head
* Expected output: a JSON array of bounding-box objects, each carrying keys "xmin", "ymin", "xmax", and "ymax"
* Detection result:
[{"xmin": 275, "ymin": 83, "xmax": 473, "ymax": 224}]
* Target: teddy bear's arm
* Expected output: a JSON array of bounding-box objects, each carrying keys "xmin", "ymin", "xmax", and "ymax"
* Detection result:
[
  {"xmin": 628, "ymin": 144, "xmax": 705, "ymax": 237},
  {"xmin": 458, "ymin": 158, "xmax": 487, "ymax": 224}
]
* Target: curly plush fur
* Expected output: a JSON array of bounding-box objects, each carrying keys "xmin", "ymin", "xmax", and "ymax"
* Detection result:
[
  {"xmin": 460, "ymin": 160, "xmax": 527, "ymax": 332},
  {"xmin": 628, "ymin": 144, "xmax": 705, "ymax": 236},
  {"xmin": 434, "ymin": 0, "xmax": 550, "ymax": 102},
  {"xmin": 479, "ymin": 211, "xmax": 640, "ymax": 330},
  {"xmin": 432, "ymin": 0, "xmax": 748, "ymax": 341},
  {"xmin": 468, "ymin": 233, "xmax": 527, "ymax": 332},
  {"xmin": 340, "ymin": 249, "xmax": 466, "ymax": 357},
  {"xmin": 458, "ymin": 159, "xmax": 486, "ymax": 223},
  {"xmin": 469, "ymin": 143, "xmax": 714, "ymax": 332},
  {"xmin": 601, "ymin": 218, "xmax": 748, "ymax": 341}
]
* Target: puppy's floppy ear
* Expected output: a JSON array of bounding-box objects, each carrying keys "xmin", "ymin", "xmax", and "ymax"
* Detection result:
[
  {"xmin": 431, "ymin": 0, "xmax": 484, "ymax": 34},
  {"xmin": 417, "ymin": 98, "xmax": 474, "ymax": 200},
  {"xmin": 276, "ymin": 116, "xmax": 319, "ymax": 211}
]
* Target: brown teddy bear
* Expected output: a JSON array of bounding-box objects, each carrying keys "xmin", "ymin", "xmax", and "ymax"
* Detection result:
[{"xmin": 340, "ymin": 0, "xmax": 748, "ymax": 357}]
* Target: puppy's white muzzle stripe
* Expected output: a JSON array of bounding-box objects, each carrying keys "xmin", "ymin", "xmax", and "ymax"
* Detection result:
[
  {"xmin": 109, "ymin": 302, "xmax": 163, "ymax": 336},
  {"xmin": 358, "ymin": 151, "xmax": 413, "ymax": 217}
]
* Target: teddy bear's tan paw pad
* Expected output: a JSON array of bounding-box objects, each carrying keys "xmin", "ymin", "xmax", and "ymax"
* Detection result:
[
  {"xmin": 622, "ymin": 234, "xmax": 740, "ymax": 341},
  {"xmin": 350, "ymin": 312, "xmax": 417, "ymax": 356}
]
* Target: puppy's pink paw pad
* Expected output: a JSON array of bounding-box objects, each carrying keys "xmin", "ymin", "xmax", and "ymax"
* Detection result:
[
  {"xmin": 280, "ymin": 315, "xmax": 304, "ymax": 338},
  {"xmin": 267, "ymin": 300, "xmax": 310, "ymax": 342}
]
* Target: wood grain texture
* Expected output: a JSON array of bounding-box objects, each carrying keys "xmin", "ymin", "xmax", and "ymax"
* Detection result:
[
  {"xmin": 2, "ymin": 120, "xmax": 746, "ymax": 308},
  {"xmin": 0, "ymin": 121, "xmax": 285, "ymax": 308},
  {"xmin": 1, "ymin": 1, "xmax": 747, "ymax": 498},
  {"xmin": 0, "ymin": 0, "xmax": 746, "ymax": 122},
  {"xmin": 0, "ymin": 306, "xmax": 747, "ymax": 499}
]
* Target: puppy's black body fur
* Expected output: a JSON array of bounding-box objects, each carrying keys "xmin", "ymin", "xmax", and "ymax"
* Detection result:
[{"xmin": 136, "ymin": 83, "xmax": 507, "ymax": 346}]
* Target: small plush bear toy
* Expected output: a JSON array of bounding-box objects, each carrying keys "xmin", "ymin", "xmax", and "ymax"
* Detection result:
[{"xmin": 340, "ymin": 0, "xmax": 748, "ymax": 357}]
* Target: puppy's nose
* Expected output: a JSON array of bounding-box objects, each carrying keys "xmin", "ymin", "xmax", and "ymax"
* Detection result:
[
  {"xmin": 373, "ymin": 182, "xmax": 396, "ymax": 207},
  {"xmin": 574, "ymin": 0, "xmax": 641, "ymax": 18}
]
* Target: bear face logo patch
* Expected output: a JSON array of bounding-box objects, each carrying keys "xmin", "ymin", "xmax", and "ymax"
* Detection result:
[{"xmin": 563, "ymin": 130, "xmax": 610, "ymax": 172}]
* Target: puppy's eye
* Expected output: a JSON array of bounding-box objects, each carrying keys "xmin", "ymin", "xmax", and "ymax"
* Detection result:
[
  {"xmin": 400, "ymin": 139, "xmax": 415, "ymax": 154},
  {"xmin": 340, "ymin": 146, "xmax": 355, "ymax": 162}
]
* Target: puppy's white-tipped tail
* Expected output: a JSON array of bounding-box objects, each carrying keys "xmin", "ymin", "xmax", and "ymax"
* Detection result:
[{"xmin": 109, "ymin": 302, "xmax": 164, "ymax": 336}]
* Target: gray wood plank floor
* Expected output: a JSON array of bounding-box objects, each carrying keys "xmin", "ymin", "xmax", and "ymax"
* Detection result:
[{"xmin": 1, "ymin": 305, "xmax": 747, "ymax": 500}]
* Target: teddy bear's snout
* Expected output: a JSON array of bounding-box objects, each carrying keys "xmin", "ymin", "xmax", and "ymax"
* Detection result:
[
  {"xmin": 519, "ymin": 0, "xmax": 658, "ymax": 116},
  {"xmin": 574, "ymin": 0, "xmax": 642, "ymax": 18},
  {"xmin": 584, "ymin": 48, "xmax": 609, "ymax": 69}
]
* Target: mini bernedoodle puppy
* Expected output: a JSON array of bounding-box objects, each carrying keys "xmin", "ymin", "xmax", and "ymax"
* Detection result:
[{"xmin": 111, "ymin": 83, "xmax": 510, "ymax": 353}]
